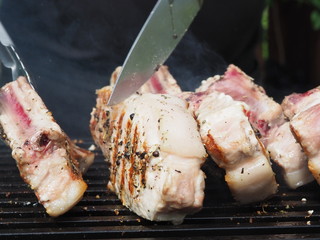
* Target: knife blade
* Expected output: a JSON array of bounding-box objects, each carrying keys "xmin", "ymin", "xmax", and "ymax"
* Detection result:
[{"xmin": 108, "ymin": 0, "xmax": 202, "ymax": 105}]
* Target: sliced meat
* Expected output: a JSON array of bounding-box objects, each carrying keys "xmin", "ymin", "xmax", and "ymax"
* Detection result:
[
  {"xmin": 184, "ymin": 91, "xmax": 278, "ymax": 203},
  {"xmin": 90, "ymin": 87, "xmax": 206, "ymax": 224},
  {"xmin": 266, "ymin": 122, "xmax": 310, "ymax": 187},
  {"xmin": 282, "ymin": 88, "xmax": 320, "ymax": 184},
  {"xmin": 110, "ymin": 65, "xmax": 182, "ymax": 95},
  {"xmin": 0, "ymin": 77, "xmax": 94, "ymax": 217},
  {"xmin": 290, "ymin": 104, "xmax": 320, "ymax": 184},
  {"xmin": 132, "ymin": 65, "xmax": 277, "ymax": 203},
  {"xmin": 282, "ymin": 87, "xmax": 320, "ymax": 119},
  {"xmin": 196, "ymin": 65, "xmax": 285, "ymax": 137},
  {"xmin": 196, "ymin": 64, "xmax": 313, "ymax": 189}
]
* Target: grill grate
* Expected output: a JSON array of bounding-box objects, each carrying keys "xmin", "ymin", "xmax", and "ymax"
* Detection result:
[{"xmin": 1, "ymin": 140, "xmax": 320, "ymax": 239}]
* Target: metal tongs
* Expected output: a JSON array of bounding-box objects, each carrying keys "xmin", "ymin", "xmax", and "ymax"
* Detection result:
[{"xmin": 0, "ymin": 22, "xmax": 32, "ymax": 86}]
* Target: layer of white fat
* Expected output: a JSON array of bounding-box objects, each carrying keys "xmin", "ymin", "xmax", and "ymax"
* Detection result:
[
  {"xmin": 132, "ymin": 154, "xmax": 205, "ymax": 223},
  {"xmin": 43, "ymin": 175, "xmax": 86, "ymax": 217},
  {"xmin": 126, "ymin": 94, "xmax": 206, "ymax": 159},
  {"xmin": 116, "ymin": 93, "xmax": 206, "ymax": 223},
  {"xmin": 266, "ymin": 122, "xmax": 313, "ymax": 189},
  {"xmin": 226, "ymin": 154, "xmax": 277, "ymax": 203},
  {"xmin": 291, "ymin": 104, "xmax": 320, "ymax": 185},
  {"xmin": 196, "ymin": 92, "xmax": 277, "ymax": 203},
  {"xmin": 282, "ymin": 90, "xmax": 320, "ymax": 119},
  {"xmin": 22, "ymin": 147, "xmax": 86, "ymax": 211},
  {"xmin": 196, "ymin": 92, "xmax": 258, "ymax": 167}
]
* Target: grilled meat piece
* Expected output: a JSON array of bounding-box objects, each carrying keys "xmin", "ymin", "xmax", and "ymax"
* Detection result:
[
  {"xmin": 282, "ymin": 87, "xmax": 320, "ymax": 119},
  {"xmin": 90, "ymin": 87, "xmax": 207, "ymax": 224},
  {"xmin": 184, "ymin": 91, "xmax": 278, "ymax": 203},
  {"xmin": 196, "ymin": 65, "xmax": 313, "ymax": 189},
  {"xmin": 133, "ymin": 65, "xmax": 277, "ymax": 203},
  {"xmin": 282, "ymin": 88, "xmax": 320, "ymax": 184},
  {"xmin": 0, "ymin": 77, "xmax": 94, "ymax": 217},
  {"xmin": 110, "ymin": 65, "xmax": 182, "ymax": 95}
]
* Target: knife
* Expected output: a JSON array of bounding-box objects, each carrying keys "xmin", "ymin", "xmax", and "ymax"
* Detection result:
[{"xmin": 108, "ymin": 0, "xmax": 202, "ymax": 105}]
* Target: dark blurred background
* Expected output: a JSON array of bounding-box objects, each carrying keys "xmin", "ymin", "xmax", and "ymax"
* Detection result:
[
  {"xmin": 263, "ymin": 0, "xmax": 320, "ymax": 101},
  {"xmin": 0, "ymin": 0, "xmax": 319, "ymax": 137}
]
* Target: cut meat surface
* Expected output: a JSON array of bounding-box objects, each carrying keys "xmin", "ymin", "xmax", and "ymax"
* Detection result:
[
  {"xmin": 196, "ymin": 65, "xmax": 313, "ymax": 189},
  {"xmin": 110, "ymin": 65, "xmax": 182, "ymax": 95},
  {"xmin": 0, "ymin": 77, "xmax": 94, "ymax": 217},
  {"xmin": 196, "ymin": 65, "xmax": 285, "ymax": 138},
  {"xmin": 135, "ymin": 65, "xmax": 277, "ymax": 203},
  {"xmin": 282, "ymin": 89, "xmax": 320, "ymax": 184},
  {"xmin": 282, "ymin": 87, "xmax": 320, "ymax": 119},
  {"xmin": 290, "ymin": 104, "xmax": 320, "ymax": 184},
  {"xmin": 184, "ymin": 91, "xmax": 278, "ymax": 203},
  {"xmin": 266, "ymin": 122, "xmax": 310, "ymax": 187},
  {"xmin": 90, "ymin": 87, "xmax": 206, "ymax": 224}
]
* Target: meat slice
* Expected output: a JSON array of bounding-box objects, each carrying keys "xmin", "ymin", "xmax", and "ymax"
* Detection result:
[
  {"xmin": 90, "ymin": 87, "xmax": 206, "ymax": 224},
  {"xmin": 132, "ymin": 65, "xmax": 277, "ymax": 203},
  {"xmin": 282, "ymin": 89, "xmax": 320, "ymax": 184},
  {"xmin": 196, "ymin": 64, "xmax": 313, "ymax": 189},
  {"xmin": 110, "ymin": 65, "xmax": 182, "ymax": 95},
  {"xmin": 282, "ymin": 87, "xmax": 320, "ymax": 119},
  {"xmin": 0, "ymin": 77, "xmax": 94, "ymax": 217},
  {"xmin": 184, "ymin": 91, "xmax": 277, "ymax": 203}
]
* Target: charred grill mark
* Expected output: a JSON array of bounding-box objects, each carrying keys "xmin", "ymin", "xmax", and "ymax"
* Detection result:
[
  {"xmin": 101, "ymin": 110, "xmax": 112, "ymax": 145},
  {"xmin": 204, "ymin": 132, "xmax": 227, "ymax": 167},
  {"xmin": 290, "ymin": 124, "xmax": 309, "ymax": 156},
  {"xmin": 257, "ymin": 137, "xmax": 269, "ymax": 159},
  {"xmin": 92, "ymin": 108, "xmax": 102, "ymax": 144},
  {"xmin": 127, "ymin": 118, "xmax": 135, "ymax": 195},
  {"xmin": 139, "ymin": 152, "xmax": 147, "ymax": 159},
  {"xmin": 120, "ymin": 120, "xmax": 132, "ymax": 199},
  {"xmin": 138, "ymin": 139, "xmax": 150, "ymax": 190},
  {"xmin": 64, "ymin": 139, "xmax": 81, "ymax": 178},
  {"xmin": 110, "ymin": 110, "xmax": 125, "ymax": 193},
  {"xmin": 140, "ymin": 149, "xmax": 148, "ymax": 189}
]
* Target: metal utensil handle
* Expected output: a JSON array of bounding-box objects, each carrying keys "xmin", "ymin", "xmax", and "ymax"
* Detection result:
[
  {"xmin": 7, "ymin": 45, "xmax": 31, "ymax": 83},
  {"xmin": 0, "ymin": 22, "xmax": 32, "ymax": 86}
]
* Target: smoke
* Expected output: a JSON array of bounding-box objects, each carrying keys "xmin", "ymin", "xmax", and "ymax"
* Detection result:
[{"xmin": 166, "ymin": 32, "xmax": 227, "ymax": 91}]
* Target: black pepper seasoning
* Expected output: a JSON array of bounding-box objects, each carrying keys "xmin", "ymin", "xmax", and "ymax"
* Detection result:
[{"xmin": 152, "ymin": 151, "xmax": 159, "ymax": 157}]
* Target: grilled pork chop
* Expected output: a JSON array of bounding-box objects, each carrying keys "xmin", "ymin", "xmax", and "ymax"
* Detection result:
[
  {"xmin": 131, "ymin": 65, "xmax": 277, "ymax": 203},
  {"xmin": 0, "ymin": 77, "xmax": 94, "ymax": 217},
  {"xmin": 183, "ymin": 91, "xmax": 278, "ymax": 203},
  {"xmin": 282, "ymin": 88, "xmax": 320, "ymax": 184},
  {"xmin": 197, "ymin": 65, "xmax": 313, "ymax": 189},
  {"xmin": 90, "ymin": 87, "xmax": 207, "ymax": 223}
]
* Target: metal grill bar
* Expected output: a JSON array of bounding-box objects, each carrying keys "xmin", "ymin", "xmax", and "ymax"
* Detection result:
[{"xmin": 0, "ymin": 140, "xmax": 320, "ymax": 239}]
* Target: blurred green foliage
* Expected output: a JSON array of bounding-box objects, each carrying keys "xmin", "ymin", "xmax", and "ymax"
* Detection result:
[
  {"xmin": 310, "ymin": 0, "xmax": 320, "ymax": 30},
  {"xmin": 261, "ymin": 7, "xmax": 269, "ymax": 60},
  {"xmin": 266, "ymin": 0, "xmax": 320, "ymax": 30},
  {"xmin": 261, "ymin": 0, "xmax": 320, "ymax": 60}
]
